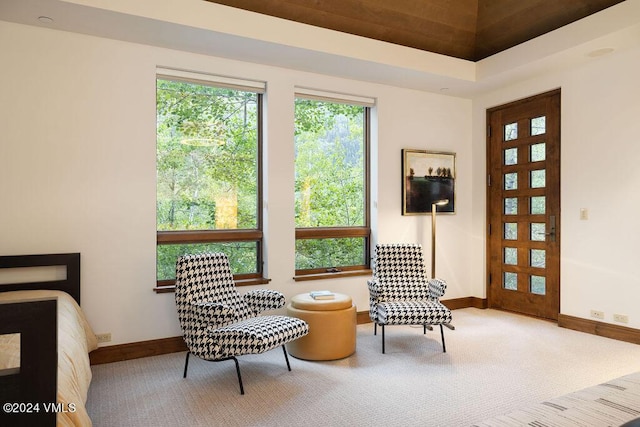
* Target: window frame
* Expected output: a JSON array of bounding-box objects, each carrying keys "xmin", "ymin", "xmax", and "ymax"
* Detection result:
[
  {"xmin": 293, "ymin": 95, "xmax": 372, "ymax": 280},
  {"xmin": 154, "ymin": 70, "xmax": 266, "ymax": 291}
]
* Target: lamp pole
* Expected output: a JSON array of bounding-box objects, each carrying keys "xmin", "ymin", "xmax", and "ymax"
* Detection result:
[{"xmin": 431, "ymin": 199, "xmax": 449, "ymax": 278}]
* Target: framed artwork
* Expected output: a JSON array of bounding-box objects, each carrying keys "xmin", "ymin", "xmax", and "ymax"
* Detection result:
[{"xmin": 402, "ymin": 149, "xmax": 456, "ymax": 215}]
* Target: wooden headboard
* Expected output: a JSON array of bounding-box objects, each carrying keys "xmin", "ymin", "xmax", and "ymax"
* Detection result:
[
  {"xmin": 0, "ymin": 253, "xmax": 79, "ymax": 426},
  {"xmin": 0, "ymin": 253, "xmax": 81, "ymax": 304}
]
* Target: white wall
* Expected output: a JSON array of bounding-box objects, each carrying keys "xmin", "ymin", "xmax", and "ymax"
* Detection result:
[
  {"xmin": 471, "ymin": 45, "xmax": 640, "ymax": 328},
  {"xmin": 0, "ymin": 21, "xmax": 472, "ymax": 345}
]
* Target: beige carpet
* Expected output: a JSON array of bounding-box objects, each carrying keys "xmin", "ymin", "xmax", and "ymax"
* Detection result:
[{"xmin": 86, "ymin": 308, "xmax": 640, "ymax": 426}]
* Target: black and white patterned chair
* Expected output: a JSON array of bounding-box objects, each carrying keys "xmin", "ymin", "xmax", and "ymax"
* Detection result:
[
  {"xmin": 368, "ymin": 243, "xmax": 454, "ymax": 353},
  {"xmin": 175, "ymin": 253, "xmax": 309, "ymax": 394}
]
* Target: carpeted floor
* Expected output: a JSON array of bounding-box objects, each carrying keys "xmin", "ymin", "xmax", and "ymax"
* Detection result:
[{"xmin": 86, "ymin": 308, "xmax": 640, "ymax": 426}]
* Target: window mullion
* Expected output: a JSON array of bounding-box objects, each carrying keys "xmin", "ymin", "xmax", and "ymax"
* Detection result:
[
  {"xmin": 157, "ymin": 230, "xmax": 262, "ymax": 244},
  {"xmin": 295, "ymin": 227, "xmax": 369, "ymax": 239}
]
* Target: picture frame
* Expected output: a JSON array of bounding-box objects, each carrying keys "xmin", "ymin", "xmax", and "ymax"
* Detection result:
[{"xmin": 402, "ymin": 149, "xmax": 456, "ymax": 215}]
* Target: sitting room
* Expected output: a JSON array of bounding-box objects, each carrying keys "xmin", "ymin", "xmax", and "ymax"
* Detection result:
[{"xmin": 1, "ymin": 0, "xmax": 639, "ymax": 426}]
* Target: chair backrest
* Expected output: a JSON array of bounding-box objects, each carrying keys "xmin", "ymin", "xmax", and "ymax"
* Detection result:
[
  {"xmin": 174, "ymin": 253, "xmax": 253, "ymax": 340},
  {"xmin": 373, "ymin": 243, "xmax": 428, "ymax": 282}
]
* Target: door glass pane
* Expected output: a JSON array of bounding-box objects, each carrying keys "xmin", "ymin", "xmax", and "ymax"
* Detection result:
[
  {"xmin": 530, "ymin": 143, "xmax": 545, "ymax": 162},
  {"xmin": 530, "ymin": 249, "xmax": 545, "ymax": 268},
  {"xmin": 504, "ymin": 148, "xmax": 517, "ymax": 165},
  {"xmin": 531, "ymin": 116, "xmax": 546, "ymax": 135},
  {"xmin": 504, "ymin": 173, "xmax": 518, "ymax": 190},
  {"xmin": 504, "ymin": 123, "xmax": 518, "ymax": 141},
  {"xmin": 530, "ymin": 275, "xmax": 546, "ymax": 295},
  {"xmin": 530, "ymin": 169, "xmax": 545, "ymax": 188},
  {"xmin": 530, "ymin": 196, "xmax": 545, "ymax": 214},
  {"xmin": 531, "ymin": 223, "xmax": 545, "ymax": 241},
  {"xmin": 504, "ymin": 223, "xmax": 517, "ymax": 240},
  {"xmin": 504, "ymin": 247, "xmax": 517, "ymax": 265},
  {"xmin": 503, "ymin": 272, "xmax": 517, "ymax": 290},
  {"xmin": 504, "ymin": 198, "xmax": 518, "ymax": 215}
]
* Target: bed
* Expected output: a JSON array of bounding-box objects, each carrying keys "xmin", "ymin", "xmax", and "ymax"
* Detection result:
[
  {"xmin": 473, "ymin": 371, "xmax": 640, "ymax": 427},
  {"xmin": 0, "ymin": 253, "xmax": 98, "ymax": 426}
]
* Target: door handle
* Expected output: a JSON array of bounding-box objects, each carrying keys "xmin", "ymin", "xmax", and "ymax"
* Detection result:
[
  {"xmin": 536, "ymin": 215, "xmax": 556, "ymax": 241},
  {"xmin": 547, "ymin": 215, "xmax": 556, "ymax": 242}
]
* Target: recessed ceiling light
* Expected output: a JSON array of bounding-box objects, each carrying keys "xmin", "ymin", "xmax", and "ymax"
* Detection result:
[
  {"xmin": 38, "ymin": 16, "xmax": 54, "ymax": 24},
  {"xmin": 587, "ymin": 48, "xmax": 615, "ymax": 57}
]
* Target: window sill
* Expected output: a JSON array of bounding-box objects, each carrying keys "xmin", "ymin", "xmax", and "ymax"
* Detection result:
[
  {"xmin": 293, "ymin": 269, "xmax": 372, "ymax": 282},
  {"xmin": 153, "ymin": 277, "xmax": 272, "ymax": 293}
]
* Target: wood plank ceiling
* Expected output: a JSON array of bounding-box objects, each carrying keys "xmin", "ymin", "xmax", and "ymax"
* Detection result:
[{"xmin": 205, "ymin": 0, "xmax": 625, "ymax": 61}]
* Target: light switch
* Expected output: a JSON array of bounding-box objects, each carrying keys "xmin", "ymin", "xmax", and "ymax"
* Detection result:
[{"xmin": 580, "ymin": 208, "xmax": 588, "ymax": 220}]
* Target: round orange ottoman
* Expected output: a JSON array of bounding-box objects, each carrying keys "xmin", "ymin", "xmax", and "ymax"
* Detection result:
[{"xmin": 286, "ymin": 293, "xmax": 356, "ymax": 361}]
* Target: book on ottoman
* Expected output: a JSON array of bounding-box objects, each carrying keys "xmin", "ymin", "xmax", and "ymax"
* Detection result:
[{"xmin": 310, "ymin": 290, "xmax": 335, "ymax": 300}]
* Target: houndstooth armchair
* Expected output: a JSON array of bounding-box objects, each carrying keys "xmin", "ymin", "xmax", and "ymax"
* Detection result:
[
  {"xmin": 175, "ymin": 253, "xmax": 309, "ymax": 394},
  {"xmin": 368, "ymin": 243, "xmax": 454, "ymax": 353}
]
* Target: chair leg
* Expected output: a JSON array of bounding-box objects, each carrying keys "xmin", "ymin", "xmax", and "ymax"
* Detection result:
[
  {"xmin": 374, "ymin": 322, "xmax": 377, "ymax": 336},
  {"xmin": 185, "ymin": 353, "xmax": 245, "ymax": 395},
  {"xmin": 381, "ymin": 324, "xmax": 385, "ymax": 354},
  {"xmin": 282, "ymin": 345, "xmax": 292, "ymax": 371},
  {"xmin": 183, "ymin": 351, "xmax": 190, "ymax": 378},
  {"xmin": 231, "ymin": 356, "xmax": 245, "ymax": 395},
  {"xmin": 440, "ymin": 324, "xmax": 446, "ymax": 353}
]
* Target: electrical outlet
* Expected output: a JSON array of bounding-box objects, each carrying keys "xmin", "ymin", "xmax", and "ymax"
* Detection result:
[
  {"xmin": 590, "ymin": 310, "xmax": 604, "ymax": 320},
  {"xmin": 613, "ymin": 314, "xmax": 629, "ymax": 324},
  {"xmin": 95, "ymin": 333, "xmax": 112, "ymax": 343}
]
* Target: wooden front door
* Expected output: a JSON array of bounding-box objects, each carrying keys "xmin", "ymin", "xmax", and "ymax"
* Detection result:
[{"xmin": 487, "ymin": 90, "xmax": 561, "ymax": 320}]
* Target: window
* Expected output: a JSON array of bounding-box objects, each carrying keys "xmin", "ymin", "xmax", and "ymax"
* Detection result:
[
  {"xmin": 294, "ymin": 91, "xmax": 372, "ymax": 279},
  {"xmin": 155, "ymin": 69, "xmax": 265, "ymax": 288}
]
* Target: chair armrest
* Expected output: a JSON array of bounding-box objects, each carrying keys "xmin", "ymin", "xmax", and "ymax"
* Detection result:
[
  {"xmin": 190, "ymin": 301, "xmax": 237, "ymax": 327},
  {"xmin": 243, "ymin": 289, "xmax": 285, "ymax": 314},
  {"xmin": 367, "ymin": 279, "xmax": 381, "ymax": 322},
  {"xmin": 367, "ymin": 279, "xmax": 383, "ymax": 301},
  {"xmin": 367, "ymin": 279, "xmax": 380, "ymax": 294},
  {"xmin": 428, "ymin": 278, "xmax": 448, "ymax": 299}
]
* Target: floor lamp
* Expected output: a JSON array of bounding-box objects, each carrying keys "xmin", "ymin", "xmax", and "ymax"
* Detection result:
[{"xmin": 430, "ymin": 199, "xmax": 449, "ymax": 278}]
